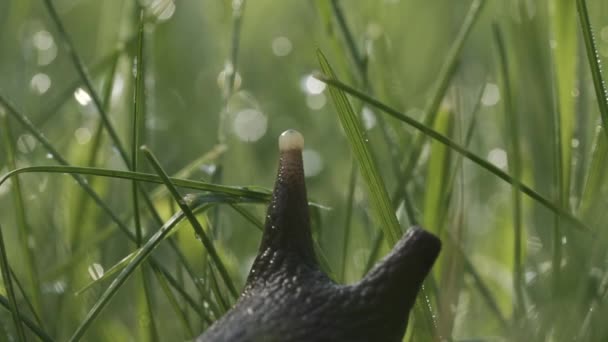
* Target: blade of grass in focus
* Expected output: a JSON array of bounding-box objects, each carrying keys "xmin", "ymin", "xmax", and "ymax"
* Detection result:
[
  {"xmin": 0, "ymin": 294, "xmax": 53, "ymax": 341},
  {"xmin": 314, "ymin": 76, "xmax": 591, "ymax": 232},
  {"xmin": 493, "ymin": 24, "xmax": 526, "ymax": 316},
  {"xmin": 576, "ymin": 0, "xmax": 608, "ymax": 143},
  {"xmin": 0, "ymin": 111, "xmax": 43, "ymax": 321},
  {"xmin": 0, "ymin": 223, "xmax": 27, "ymax": 342},
  {"xmin": 393, "ymin": 0, "xmax": 485, "ymax": 208},
  {"xmin": 318, "ymin": 49, "xmax": 401, "ymax": 245},
  {"xmin": 66, "ymin": 202, "xmax": 216, "ymax": 341},
  {"xmin": 130, "ymin": 10, "xmax": 158, "ymax": 341},
  {"xmin": 141, "ymin": 146, "xmax": 238, "ymax": 297}
]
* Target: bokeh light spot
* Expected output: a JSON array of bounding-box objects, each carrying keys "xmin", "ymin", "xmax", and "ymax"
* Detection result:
[
  {"xmin": 30, "ymin": 73, "xmax": 51, "ymax": 95},
  {"xmin": 233, "ymin": 109, "xmax": 268, "ymax": 142},
  {"xmin": 272, "ymin": 36, "xmax": 292, "ymax": 57}
]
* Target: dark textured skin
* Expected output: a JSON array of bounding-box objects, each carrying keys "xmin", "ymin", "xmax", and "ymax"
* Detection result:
[{"xmin": 197, "ymin": 146, "xmax": 441, "ymax": 342}]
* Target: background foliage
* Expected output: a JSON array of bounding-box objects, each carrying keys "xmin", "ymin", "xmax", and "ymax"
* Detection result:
[{"xmin": 1, "ymin": 0, "xmax": 608, "ymax": 340}]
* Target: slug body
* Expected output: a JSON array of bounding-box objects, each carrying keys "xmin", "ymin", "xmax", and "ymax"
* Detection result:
[{"xmin": 197, "ymin": 130, "xmax": 441, "ymax": 342}]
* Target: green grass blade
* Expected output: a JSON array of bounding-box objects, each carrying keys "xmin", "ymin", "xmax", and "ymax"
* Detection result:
[
  {"xmin": 340, "ymin": 162, "xmax": 357, "ymax": 282},
  {"xmin": 8, "ymin": 267, "xmax": 43, "ymax": 328},
  {"xmin": 315, "ymin": 76, "xmax": 591, "ymax": 232},
  {"xmin": 130, "ymin": 11, "xmax": 157, "ymax": 340},
  {"xmin": 576, "ymin": 0, "xmax": 608, "ymax": 143},
  {"xmin": 141, "ymin": 146, "xmax": 239, "ymax": 298},
  {"xmin": 41, "ymin": 0, "xmax": 130, "ymax": 163},
  {"xmin": 0, "ymin": 223, "xmax": 27, "ymax": 341},
  {"xmin": 394, "ymin": 0, "xmax": 485, "ymax": 204},
  {"xmin": 150, "ymin": 266, "xmax": 195, "ymax": 338},
  {"xmin": 66, "ymin": 203, "xmax": 214, "ymax": 341},
  {"xmin": 493, "ymin": 24, "xmax": 525, "ymax": 314},
  {"xmin": 0, "ymin": 98, "xmax": 221, "ymax": 329},
  {"xmin": 0, "ymin": 165, "xmax": 270, "ymax": 201},
  {"xmin": 0, "ymin": 112, "xmax": 43, "ymax": 320},
  {"xmin": 35, "ymin": 35, "xmax": 137, "ymax": 129},
  {"xmin": 0, "ymin": 294, "xmax": 54, "ymax": 342},
  {"xmin": 318, "ymin": 50, "xmax": 402, "ymax": 245}
]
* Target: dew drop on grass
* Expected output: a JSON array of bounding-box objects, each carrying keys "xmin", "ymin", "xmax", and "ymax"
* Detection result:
[
  {"xmin": 74, "ymin": 127, "xmax": 92, "ymax": 145},
  {"xmin": 361, "ymin": 106, "xmax": 377, "ymax": 130},
  {"xmin": 30, "ymin": 73, "xmax": 51, "ymax": 95},
  {"xmin": 301, "ymin": 74, "xmax": 326, "ymax": 95},
  {"xmin": 74, "ymin": 87, "xmax": 92, "ymax": 106},
  {"xmin": 201, "ymin": 164, "xmax": 217, "ymax": 175},
  {"xmin": 32, "ymin": 30, "xmax": 53, "ymax": 50},
  {"xmin": 154, "ymin": 0, "xmax": 176, "ymax": 21},
  {"xmin": 481, "ymin": 83, "xmax": 500, "ymax": 106},
  {"xmin": 487, "ymin": 148, "xmax": 508, "ymax": 169},
  {"xmin": 16, "ymin": 134, "xmax": 37, "ymax": 153},
  {"xmin": 88, "ymin": 263, "xmax": 105, "ymax": 280},
  {"xmin": 217, "ymin": 62, "xmax": 242, "ymax": 95}
]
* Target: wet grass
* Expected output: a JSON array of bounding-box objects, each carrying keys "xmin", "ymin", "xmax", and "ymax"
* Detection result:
[{"xmin": 0, "ymin": 0, "xmax": 607, "ymax": 341}]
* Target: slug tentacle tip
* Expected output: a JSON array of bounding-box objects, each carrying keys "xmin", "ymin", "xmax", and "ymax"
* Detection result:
[{"xmin": 279, "ymin": 129, "xmax": 304, "ymax": 151}]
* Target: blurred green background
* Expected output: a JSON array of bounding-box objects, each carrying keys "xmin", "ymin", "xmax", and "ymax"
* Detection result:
[{"xmin": 1, "ymin": 0, "xmax": 608, "ymax": 341}]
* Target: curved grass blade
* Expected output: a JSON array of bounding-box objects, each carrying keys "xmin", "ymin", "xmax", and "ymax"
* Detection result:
[
  {"xmin": 75, "ymin": 195, "xmax": 250, "ymax": 296},
  {"xmin": 0, "ymin": 294, "xmax": 53, "ymax": 342},
  {"xmin": 66, "ymin": 202, "xmax": 215, "ymax": 341},
  {"xmin": 0, "ymin": 98, "xmax": 221, "ymax": 327},
  {"xmin": 0, "ymin": 112, "xmax": 43, "ymax": 319},
  {"xmin": 0, "ymin": 165, "xmax": 270, "ymax": 201},
  {"xmin": 576, "ymin": 0, "xmax": 608, "ymax": 143},
  {"xmin": 141, "ymin": 146, "xmax": 239, "ymax": 298},
  {"xmin": 318, "ymin": 50, "xmax": 401, "ymax": 245},
  {"xmin": 314, "ymin": 75, "xmax": 591, "ymax": 232},
  {"xmin": 493, "ymin": 24, "xmax": 525, "ymax": 314},
  {"xmin": 0, "ymin": 224, "xmax": 26, "ymax": 341},
  {"xmin": 130, "ymin": 12, "xmax": 158, "ymax": 340}
]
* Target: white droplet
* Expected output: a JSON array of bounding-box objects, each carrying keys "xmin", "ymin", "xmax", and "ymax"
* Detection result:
[
  {"xmin": 571, "ymin": 138, "xmax": 579, "ymax": 148},
  {"xmin": 279, "ymin": 129, "xmax": 304, "ymax": 151},
  {"xmin": 17, "ymin": 134, "xmax": 37, "ymax": 153},
  {"xmin": 361, "ymin": 106, "xmax": 377, "ymax": 130},
  {"xmin": 32, "ymin": 30, "xmax": 54, "ymax": 50},
  {"xmin": 156, "ymin": 1, "xmax": 176, "ymax": 21},
  {"xmin": 233, "ymin": 109, "xmax": 268, "ymax": 142},
  {"xmin": 272, "ymin": 36, "xmax": 292, "ymax": 57},
  {"xmin": 74, "ymin": 127, "xmax": 92, "ymax": 145},
  {"xmin": 74, "ymin": 88, "xmax": 92, "ymax": 106},
  {"xmin": 201, "ymin": 164, "xmax": 217, "ymax": 175},
  {"xmin": 88, "ymin": 263, "xmax": 105, "ymax": 280},
  {"xmin": 30, "ymin": 73, "xmax": 51, "ymax": 95},
  {"xmin": 487, "ymin": 148, "xmax": 508, "ymax": 169},
  {"xmin": 217, "ymin": 63, "xmax": 242, "ymax": 94},
  {"xmin": 481, "ymin": 83, "xmax": 500, "ymax": 106},
  {"xmin": 303, "ymin": 149, "xmax": 323, "ymax": 177},
  {"xmin": 301, "ymin": 74, "xmax": 326, "ymax": 95},
  {"xmin": 305, "ymin": 93, "xmax": 326, "ymax": 110}
]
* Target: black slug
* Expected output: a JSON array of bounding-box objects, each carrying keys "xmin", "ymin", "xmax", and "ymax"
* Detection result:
[{"xmin": 197, "ymin": 129, "xmax": 441, "ymax": 342}]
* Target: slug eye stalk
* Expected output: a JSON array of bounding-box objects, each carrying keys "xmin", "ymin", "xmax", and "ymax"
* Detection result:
[{"xmin": 197, "ymin": 130, "xmax": 441, "ymax": 342}]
